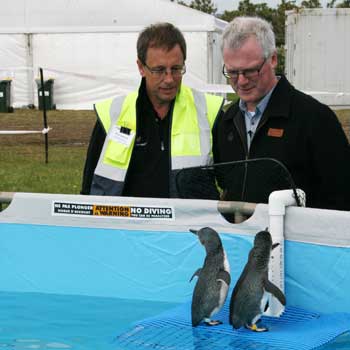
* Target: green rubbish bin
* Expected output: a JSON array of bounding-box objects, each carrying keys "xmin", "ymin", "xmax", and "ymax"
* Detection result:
[
  {"xmin": 0, "ymin": 79, "xmax": 14, "ymax": 113},
  {"xmin": 36, "ymin": 78, "xmax": 56, "ymax": 110}
]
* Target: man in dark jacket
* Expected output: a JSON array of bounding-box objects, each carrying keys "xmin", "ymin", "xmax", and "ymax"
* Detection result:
[{"xmin": 213, "ymin": 16, "xmax": 350, "ymax": 211}]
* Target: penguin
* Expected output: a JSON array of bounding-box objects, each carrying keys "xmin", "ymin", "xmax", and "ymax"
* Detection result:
[
  {"xmin": 190, "ymin": 227, "xmax": 231, "ymax": 327},
  {"xmin": 229, "ymin": 229, "xmax": 286, "ymax": 332}
]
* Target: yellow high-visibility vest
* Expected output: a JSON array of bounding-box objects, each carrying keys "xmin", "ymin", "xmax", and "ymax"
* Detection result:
[{"xmin": 91, "ymin": 84, "xmax": 223, "ymax": 196}]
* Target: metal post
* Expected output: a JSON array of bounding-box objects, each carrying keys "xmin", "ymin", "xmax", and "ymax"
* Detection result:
[{"xmin": 39, "ymin": 67, "xmax": 49, "ymax": 164}]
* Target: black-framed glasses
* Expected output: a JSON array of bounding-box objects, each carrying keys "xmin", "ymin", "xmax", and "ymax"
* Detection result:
[
  {"xmin": 143, "ymin": 63, "xmax": 186, "ymax": 79},
  {"xmin": 222, "ymin": 58, "xmax": 267, "ymax": 81}
]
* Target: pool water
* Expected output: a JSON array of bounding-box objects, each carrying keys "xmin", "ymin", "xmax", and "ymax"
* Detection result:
[
  {"xmin": 0, "ymin": 291, "xmax": 178, "ymax": 350},
  {"xmin": 0, "ymin": 291, "xmax": 349, "ymax": 350}
]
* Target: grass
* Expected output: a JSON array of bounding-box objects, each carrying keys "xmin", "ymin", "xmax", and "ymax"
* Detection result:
[
  {"xmin": 0, "ymin": 109, "xmax": 95, "ymax": 196},
  {"xmin": 0, "ymin": 107, "xmax": 349, "ymax": 199},
  {"xmin": 0, "ymin": 144, "xmax": 86, "ymax": 194}
]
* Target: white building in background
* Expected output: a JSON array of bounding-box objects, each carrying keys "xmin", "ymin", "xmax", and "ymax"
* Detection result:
[
  {"xmin": 0, "ymin": 0, "xmax": 228, "ymax": 110},
  {"xmin": 285, "ymin": 8, "xmax": 350, "ymax": 109}
]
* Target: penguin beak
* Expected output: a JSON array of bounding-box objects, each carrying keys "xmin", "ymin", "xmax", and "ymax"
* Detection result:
[{"xmin": 189, "ymin": 229, "xmax": 198, "ymax": 235}]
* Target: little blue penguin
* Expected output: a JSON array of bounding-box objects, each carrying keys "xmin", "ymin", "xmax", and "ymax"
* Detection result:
[
  {"xmin": 190, "ymin": 227, "xmax": 231, "ymax": 327},
  {"xmin": 229, "ymin": 229, "xmax": 286, "ymax": 332}
]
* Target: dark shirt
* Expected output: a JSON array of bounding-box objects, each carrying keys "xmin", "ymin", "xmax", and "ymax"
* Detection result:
[
  {"xmin": 123, "ymin": 84, "xmax": 172, "ymax": 198},
  {"xmin": 81, "ymin": 79, "xmax": 173, "ymax": 198}
]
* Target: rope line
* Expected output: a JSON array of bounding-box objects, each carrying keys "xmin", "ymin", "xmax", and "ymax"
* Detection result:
[{"xmin": 0, "ymin": 127, "xmax": 51, "ymax": 135}]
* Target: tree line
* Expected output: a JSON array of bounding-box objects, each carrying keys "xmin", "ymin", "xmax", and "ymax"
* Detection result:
[{"xmin": 172, "ymin": 0, "xmax": 350, "ymax": 73}]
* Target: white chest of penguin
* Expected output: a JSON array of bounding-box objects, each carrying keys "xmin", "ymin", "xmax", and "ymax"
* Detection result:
[{"xmin": 217, "ymin": 250, "xmax": 230, "ymax": 309}]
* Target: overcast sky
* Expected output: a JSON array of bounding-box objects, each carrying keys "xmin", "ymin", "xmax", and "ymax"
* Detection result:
[
  {"xmin": 178, "ymin": 0, "xmax": 330, "ymax": 15},
  {"xmin": 213, "ymin": 0, "xmax": 329, "ymax": 13}
]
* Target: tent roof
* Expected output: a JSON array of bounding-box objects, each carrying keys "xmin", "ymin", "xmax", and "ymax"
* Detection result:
[{"xmin": 0, "ymin": 0, "xmax": 227, "ymax": 34}]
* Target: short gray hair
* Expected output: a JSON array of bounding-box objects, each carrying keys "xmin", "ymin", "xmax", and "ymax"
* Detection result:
[{"xmin": 222, "ymin": 16, "xmax": 276, "ymax": 59}]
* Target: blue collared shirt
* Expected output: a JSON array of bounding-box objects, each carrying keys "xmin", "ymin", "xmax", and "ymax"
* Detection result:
[{"xmin": 239, "ymin": 86, "xmax": 276, "ymax": 149}]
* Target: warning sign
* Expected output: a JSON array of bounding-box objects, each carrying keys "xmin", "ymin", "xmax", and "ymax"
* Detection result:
[
  {"xmin": 93, "ymin": 205, "xmax": 131, "ymax": 217},
  {"xmin": 53, "ymin": 202, "xmax": 94, "ymax": 215},
  {"xmin": 52, "ymin": 202, "xmax": 174, "ymax": 220}
]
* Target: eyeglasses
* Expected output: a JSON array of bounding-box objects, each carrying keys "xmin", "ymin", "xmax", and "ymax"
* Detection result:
[
  {"xmin": 143, "ymin": 63, "xmax": 186, "ymax": 79},
  {"xmin": 222, "ymin": 58, "xmax": 267, "ymax": 81}
]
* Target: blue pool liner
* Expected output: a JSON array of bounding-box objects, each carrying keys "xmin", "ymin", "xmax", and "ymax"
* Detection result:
[{"xmin": 115, "ymin": 300, "xmax": 350, "ymax": 350}]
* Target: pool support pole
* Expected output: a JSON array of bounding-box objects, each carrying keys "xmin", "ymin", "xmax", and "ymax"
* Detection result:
[{"xmin": 265, "ymin": 189, "xmax": 305, "ymax": 317}]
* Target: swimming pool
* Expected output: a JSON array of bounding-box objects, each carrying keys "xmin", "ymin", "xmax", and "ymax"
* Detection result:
[
  {"xmin": 0, "ymin": 291, "xmax": 349, "ymax": 350},
  {"xmin": 1, "ymin": 193, "xmax": 350, "ymax": 349},
  {"xmin": 0, "ymin": 291, "xmax": 178, "ymax": 349}
]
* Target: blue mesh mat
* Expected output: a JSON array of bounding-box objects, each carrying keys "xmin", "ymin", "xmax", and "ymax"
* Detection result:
[{"xmin": 115, "ymin": 300, "xmax": 350, "ymax": 350}]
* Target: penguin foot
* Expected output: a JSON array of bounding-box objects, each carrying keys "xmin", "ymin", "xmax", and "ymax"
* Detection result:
[
  {"xmin": 204, "ymin": 319, "xmax": 222, "ymax": 326},
  {"xmin": 246, "ymin": 323, "xmax": 268, "ymax": 332}
]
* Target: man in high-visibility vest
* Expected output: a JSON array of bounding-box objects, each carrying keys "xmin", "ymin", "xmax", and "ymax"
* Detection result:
[{"xmin": 81, "ymin": 22, "xmax": 224, "ymax": 198}]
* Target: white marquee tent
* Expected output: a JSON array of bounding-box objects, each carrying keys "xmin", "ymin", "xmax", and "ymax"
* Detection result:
[
  {"xmin": 286, "ymin": 9, "xmax": 350, "ymax": 108},
  {"xmin": 0, "ymin": 0, "xmax": 230, "ymax": 110}
]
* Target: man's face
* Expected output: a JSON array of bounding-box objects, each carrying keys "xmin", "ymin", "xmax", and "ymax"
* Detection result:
[
  {"xmin": 223, "ymin": 36, "xmax": 278, "ymax": 110},
  {"xmin": 137, "ymin": 44, "xmax": 184, "ymax": 106}
]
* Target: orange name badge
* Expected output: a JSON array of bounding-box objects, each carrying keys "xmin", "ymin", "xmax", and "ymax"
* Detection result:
[{"xmin": 268, "ymin": 128, "xmax": 284, "ymax": 138}]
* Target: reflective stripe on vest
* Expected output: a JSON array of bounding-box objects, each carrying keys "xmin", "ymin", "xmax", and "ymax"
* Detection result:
[
  {"xmin": 172, "ymin": 89, "xmax": 223, "ymax": 169},
  {"xmin": 94, "ymin": 92, "xmax": 138, "ymax": 182},
  {"xmin": 172, "ymin": 88, "xmax": 210, "ymax": 169},
  {"xmin": 93, "ymin": 85, "xmax": 223, "ymax": 184}
]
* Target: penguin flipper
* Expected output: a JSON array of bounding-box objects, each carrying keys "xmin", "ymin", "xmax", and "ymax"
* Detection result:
[
  {"xmin": 189, "ymin": 268, "xmax": 202, "ymax": 282},
  {"xmin": 272, "ymin": 242, "xmax": 280, "ymax": 250},
  {"xmin": 217, "ymin": 270, "xmax": 231, "ymax": 286},
  {"xmin": 264, "ymin": 280, "xmax": 286, "ymax": 305}
]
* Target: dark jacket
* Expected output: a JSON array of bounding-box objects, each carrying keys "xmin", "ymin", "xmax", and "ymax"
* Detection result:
[{"xmin": 213, "ymin": 75, "xmax": 350, "ymax": 211}]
